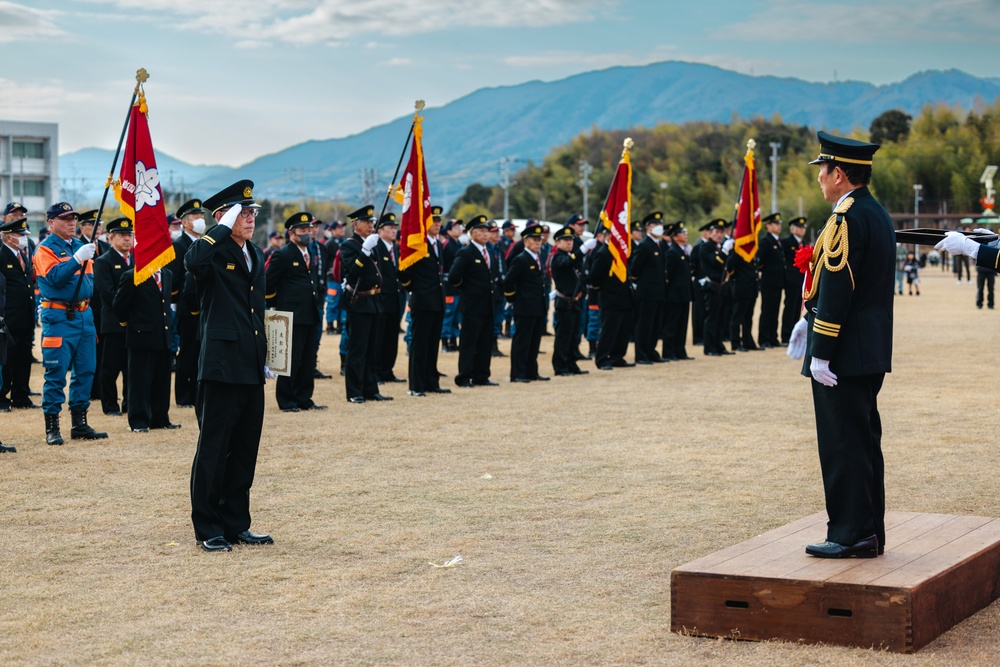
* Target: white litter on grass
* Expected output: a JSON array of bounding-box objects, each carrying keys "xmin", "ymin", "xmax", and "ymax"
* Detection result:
[
  {"xmin": 480, "ymin": 473, "xmax": 493, "ymax": 479},
  {"xmin": 167, "ymin": 541, "xmax": 178, "ymax": 547},
  {"xmin": 428, "ymin": 555, "xmax": 463, "ymax": 568}
]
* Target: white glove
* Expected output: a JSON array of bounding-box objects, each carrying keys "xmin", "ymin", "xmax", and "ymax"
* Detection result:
[
  {"xmin": 973, "ymin": 228, "xmax": 992, "ymax": 235},
  {"xmin": 810, "ymin": 357, "xmax": 838, "ymax": 387},
  {"xmin": 219, "ymin": 203, "xmax": 242, "ymax": 230},
  {"xmin": 73, "ymin": 243, "xmax": 96, "ymax": 264},
  {"xmin": 361, "ymin": 234, "xmax": 379, "ymax": 255},
  {"xmin": 581, "ymin": 238, "xmax": 598, "ymax": 253},
  {"xmin": 549, "ymin": 290, "xmax": 558, "ymax": 300},
  {"xmin": 934, "ymin": 231, "xmax": 980, "ymax": 259},
  {"xmin": 264, "ymin": 365, "xmax": 277, "ymax": 380},
  {"xmin": 722, "ymin": 238, "xmax": 734, "ymax": 254},
  {"xmin": 786, "ymin": 317, "xmax": 808, "ymax": 360},
  {"xmin": 697, "ymin": 277, "xmax": 709, "ymax": 286}
]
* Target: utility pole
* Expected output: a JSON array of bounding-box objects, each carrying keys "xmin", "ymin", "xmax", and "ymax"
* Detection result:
[
  {"xmin": 498, "ymin": 157, "xmax": 516, "ymax": 221},
  {"xmin": 360, "ymin": 168, "xmax": 380, "ymax": 207},
  {"xmin": 912, "ymin": 184, "xmax": 923, "ymax": 229},
  {"xmin": 769, "ymin": 142, "xmax": 781, "ymax": 214},
  {"xmin": 577, "ymin": 160, "xmax": 593, "ymax": 220}
]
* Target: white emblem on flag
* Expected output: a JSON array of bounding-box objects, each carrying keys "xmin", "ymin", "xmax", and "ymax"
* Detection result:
[
  {"xmin": 133, "ymin": 160, "xmax": 161, "ymax": 211},
  {"xmin": 401, "ymin": 173, "xmax": 413, "ymax": 213}
]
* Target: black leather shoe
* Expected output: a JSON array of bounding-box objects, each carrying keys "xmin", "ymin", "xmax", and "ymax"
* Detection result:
[
  {"xmin": 104, "ymin": 410, "xmax": 123, "ymax": 416},
  {"xmin": 573, "ymin": 369, "xmax": 590, "ymax": 375},
  {"xmin": 313, "ymin": 369, "xmax": 333, "ymax": 379},
  {"xmin": 229, "ymin": 530, "xmax": 274, "ymax": 545},
  {"xmin": 531, "ymin": 375, "xmax": 550, "ymax": 381},
  {"xmin": 369, "ymin": 394, "xmax": 394, "ymax": 401},
  {"xmin": 428, "ymin": 387, "xmax": 452, "ymax": 394},
  {"xmin": 198, "ymin": 536, "xmax": 233, "ymax": 552},
  {"xmin": 511, "ymin": 377, "xmax": 531, "ymax": 383},
  {"xmin": 12, "ymin": 401, "xmax": 40, "ymax": 409},
  {"xmin": 177, "ymin": 403, "xmax": 195, "ymax": 408},
  {"xmin": 705, "ymin": 351, "xmax": 722, "ymax": 357},
  {"xmin": 611, "ymin": 360, "xmax": 635, "ymax": 368},
  {"xmin": 805, "ymin": 534, "xmax": 878, "ymax": 559},
  {"xmin": 720, "ymin": 350, "xmax": 736, "ymax": 355},
  {"xmin": 597, "ymin": 364, "xmax": 614, "ymax": 370},
  {"xmin": 348, "ymin": 396, "xmax": 366, "ymax": 404},
  {"xmin": 556, "ymin": 371, "xmax": 575, "ymax": 377},
  {"xmin": 385, "ymin": 377, "xmax": 406, "ymax": 383},
  {"xmin": 305, "ymin": 404, "xmax": 328, "ymax": 410},
  {"xmin": 409, "ymin": 390, "xmax": 426, "ymax": 397},
  {"xmin": 636, "ymin": 360, "xmax": 654, "ymax": 365},
  {"xmin": 472, "ymin": 380, "xmax": 499, "ymax": 386},
  {"xmin": 455, "ymin": 380, "xmax": 474, "ymax": 388},
  {"xmin": 131, "ymin": 427, "xmax": 149, "ymax": 433},
  {"xmin": 281, "ymin": 406, "xmax": 301, "ymax": 412},
  {"xmin": 152, "ymin": 423, "xmax": 182, "ymax": 429},
  {"xmin": 0, "ymin": 443, "xmax": 16, "ymax": 453},
  {"xmin": 0, "ymin": 405, "xmax": 10, "ymax": 413}
]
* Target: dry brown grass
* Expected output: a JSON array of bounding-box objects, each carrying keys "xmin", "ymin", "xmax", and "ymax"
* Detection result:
[{"xmin": 1, "ymin": 268, "xmax": 999, "ymax": 666}]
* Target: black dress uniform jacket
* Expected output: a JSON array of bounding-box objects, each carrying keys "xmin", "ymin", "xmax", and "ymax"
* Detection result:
[
  {"xmin": 448, "ymin": 241, "xmax": 498, "ymax": 385},
  {"xmin": 503, "ymin": 249, "xmax": 547, "ymax": 380}
]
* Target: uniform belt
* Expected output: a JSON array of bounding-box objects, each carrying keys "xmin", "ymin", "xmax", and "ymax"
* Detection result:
[
  {"xmin": 555, "ymin": 290, "xmax": 581, "ymax": 302},
  {"xmin": 355, "ymin": 287, "xmax": 381, "ymax": 297},
  {"xmin": 42, "ymin": 299, "xmax": 90, "ymax": 312}
]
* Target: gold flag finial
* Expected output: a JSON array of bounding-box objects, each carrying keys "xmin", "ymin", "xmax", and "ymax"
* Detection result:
[
  {"xmin": 136, "ymin": 68, "xmax": 149, "ymax": 84},
  {"xmin": 747, "ymin": 138, "xmax": 756, "ymax": 152},
  {"xmin": 624, "ymin": 137, "xmax": 634, "ymax": 151},
  {"xmin": 415, "ymin": 100, "xmax": 426, "ymax": 112}
]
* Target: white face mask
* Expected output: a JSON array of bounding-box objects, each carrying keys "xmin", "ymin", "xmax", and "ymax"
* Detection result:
[
  {"xmin": 170, "ymin": 229, "xmax": 182, "ymax": 241},
  {"xmin": 191, "ymin": 218, "xmax": 206, "ymax": 235},
  {"xmin": 98, "ymin": 233, "xmax": 108, "ymax": 243},
  {"xmin": 651, "ymin": 224, "xmax": 664, "ymax": 237},
  {"xmin": 17, "ymin": 235, "xmax": 29, "ymax": 250}
]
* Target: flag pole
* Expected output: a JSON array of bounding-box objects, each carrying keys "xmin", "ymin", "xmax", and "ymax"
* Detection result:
[
  {"xmin": 67, "ymin": 68, "xmax": 148, "ymax": 320},
  {"xmin": 377, "ymin": 100, "xmax": 426, "ymax": 224}
]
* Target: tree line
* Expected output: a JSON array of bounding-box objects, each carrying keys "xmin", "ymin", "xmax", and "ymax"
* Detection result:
[{"xmin": 448, "ymin": 100, "xmax": 1000, "ymax": 231}]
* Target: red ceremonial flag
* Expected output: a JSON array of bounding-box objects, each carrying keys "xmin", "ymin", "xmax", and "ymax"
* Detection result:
[
  {"xmin": 394, "ymin": 110, "xmax": 432, "ymax": 272},
  {"xmin": 113, "ymin": 91, "xmax": 174, "ymax": 285},
  {"xmin": 598, "ymin": 137, "xmax": 633, "ymax": 283},
  {"xmin": 733, "ymin": 139, "xmax": 761, "ymax": 262}
]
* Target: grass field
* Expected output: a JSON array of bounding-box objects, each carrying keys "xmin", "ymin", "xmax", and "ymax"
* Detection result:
[{"xmin": 1, "ymin": 268, "xmax": 998, "ymax": 666}]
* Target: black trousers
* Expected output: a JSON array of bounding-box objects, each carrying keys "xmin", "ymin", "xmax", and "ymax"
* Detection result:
[
  {"xmin": 595, "ymin": 309, "xmax": 632, "ymax": 367},
  {"xmin": 99, "ymin": 331, "xmax": 128, "ymax": 413},
  {"xmin": 634, "ymin": 299, "xmax": 664, "ymax": 362},
  {"xmin": 1, "ymin": 326, "xmax": 33, "ymax": 406},
  {"xmin": 127, "ymin": 347, "xmax": 172, "ymax": 430},
  {"xmin": 345, "ymin": 311, "xmax": 380, "ymax": 399},
  {"xmin": 510, "ymin": 314, "xmax": 544, "ymax": 380},
  {"xmin": 409, "ymin": 309, "xmax": 443, "ymax": 392},
  {"xmin": 190, "ymin": 381, "xmax": 264, "ymax": 541},
  {"xmin": 758, "ymin": 287, "xmax": 782, "ymax": 345},
  {"xmin": 976, "ymin": 270, "xmax": 995, "ymax": 308},
  {"xmin": 662, "ymin": 301, "xmax": 690, "ymax": 359},
  {"xmin": 812, "ymin": 373, "xmax": 886, "ymax": 548},
  {"xmin": 174, "ymin": 314, "xmax": 199, "ymax": 406},
  {"xmin": 552, "ymin": 306, "xmax": 581, "ymax": 374},
  {"xmin": 690, "ymin": 283, "xmax": 705, "ymax": 344},
  {"xmin": 456, "ymin": 308, "xmax": 493, "ymax": 385},
  {"xmin": 376, "ymin": 310, "xmax": 401, "ymax": 381},
  {"xmin": 702, "ymin": 290, "xmax": 725, "ymax": 354},
  {"xmin": 729, "ymin": 296, "xmax": 756, "ymax": 350},
  {"xmin": 276, "ymin": 324, "xmax": 317, "ymax": 409},
  {"xmin": 781, "ymin": 281, "xmax": 803, "ymax": 343}
]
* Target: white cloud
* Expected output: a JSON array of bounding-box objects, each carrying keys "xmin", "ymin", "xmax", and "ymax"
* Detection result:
[
  {"xmin": 70, "ymin": 0, "xmax": 614, "ymax": 44},
  {"xmin": 716, "ymin": 0, "xmax": 1000, "ymax": 43},
  {"xmin": 0, "ymin": 1, "xmax": 64, "ymax": 42},
  {"xmin": 385, "ymin": 57, "xmax": 412, "ymax": 66},
  {"xmin": 0, "ymin": 77, "xmax": 96, "ymax": 117}
]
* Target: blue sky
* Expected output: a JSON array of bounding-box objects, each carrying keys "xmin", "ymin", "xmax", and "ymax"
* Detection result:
[{"xmin": 2, "ymin": 0, "xmax": 998, "ymax": 166}]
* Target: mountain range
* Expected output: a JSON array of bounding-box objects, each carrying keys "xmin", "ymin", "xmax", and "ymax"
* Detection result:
[{"xmin": 60, "ymin": 61, "xmax": 1000, "ymax": 208}]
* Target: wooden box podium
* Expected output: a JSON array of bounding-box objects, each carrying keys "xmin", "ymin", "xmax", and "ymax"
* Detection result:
[{"xmin": 671, "ymin": 512, "xmax": 1000, "ymax": 653}]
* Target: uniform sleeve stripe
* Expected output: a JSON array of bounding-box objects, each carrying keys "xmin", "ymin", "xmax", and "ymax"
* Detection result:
[{"xmin": 813, "ymin": 318, "xmax": 841, "ymax": 332}]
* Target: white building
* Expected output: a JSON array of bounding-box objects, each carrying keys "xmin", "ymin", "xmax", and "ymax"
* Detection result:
[{"xmin": 0, "ymin": 120, "xmax": 59, "ymax": 228}]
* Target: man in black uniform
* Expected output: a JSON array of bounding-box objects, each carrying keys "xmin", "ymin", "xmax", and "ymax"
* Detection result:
[
  {"xmin": 588, "ymin": 226, "xmax": 635, "ymax": 370},
  {"xmin": 548, "ymin": 226, "xmax": 589, "ymax": 376},
  {"xmin": 486, "ymin": 221, "xmax": 508, "ymax": 357},
  {"xmin": 265, "ymin": 211, "xmax": 326, "ymax": 412},
  {"xmin": 168, "ymin": 198, "xmax": 205, "ymax": 407},
  {"xmin": 700, "ymin": 219, "xmax": 732, "ymax": 357},
  {"xmin": 629, "ymin": 212, "xmax": 668, "ymax": 364},
  {"xmin": 185, "ymin": 180, "xmax": 272, "ymax": 552},
  {"xmin": 780, "ymin": 217, "xmax": 807, "ymax": 343},
  {"xmin": 794, "ymin": 132, "xmax": 894, "ymax": 559},
  {"xmin": 373, "ymin": 212, "xmax": 405, "ymax": 384},
  {"xmin": 503, "ymin": 222, "xmax": 548, "ymax": 382},
  {"xmin": 113, "ymin": 263, "xmax": 178, "ymax": 433},
  {"xmin": 340, "ymin": 205, "xmax": 390, "ymax": 404},
  {"xmin": 92, "ymin": 217, "xmax": 133, "ymax": 415},
  {"xmin": 0, "ymin": 215, "xmax": 37, "ymax": 409},
  {"xmin": 663, "ymin": 222, "xmax": 694, "ymax": 361},
  {"xmin": 447, "ymin": 215, "xmax": 499, "ymax": 388},
  {"xmin": 689, "ymin": 222, "xmax": 711, "ymax": 346},
  {"xmin": 77, "ymin": 209, "xmax": 110, "ymax": 402},
  {"xmin": 725, "ymin": 238, "xmax": 759, "ymax": 352},
  {"xmin": 399, "ymin": 206, "xmax": 448, "ymax": 396},
  {"xmin": 756, "ymin": 212, "xmax": 785, "ymax": 348}
]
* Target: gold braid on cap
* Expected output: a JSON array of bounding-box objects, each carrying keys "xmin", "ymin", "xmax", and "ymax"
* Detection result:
[{"xmin": 803, "ymin": 197, "xmax": 855, "ymax": 300}]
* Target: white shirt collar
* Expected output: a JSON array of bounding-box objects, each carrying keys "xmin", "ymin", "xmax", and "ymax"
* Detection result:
[
  {"xmin": 835, "ymin": 187, "xmax": 859, "ymax": 210},
  {"xmin": 525, "ymin": 248, "xmax": 539, "ymax": 261}
]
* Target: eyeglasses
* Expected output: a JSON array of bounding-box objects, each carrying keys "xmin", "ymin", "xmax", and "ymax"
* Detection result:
[{"xmin": 223, "ymin": 207, "xmax": 260, "ymax": 219}]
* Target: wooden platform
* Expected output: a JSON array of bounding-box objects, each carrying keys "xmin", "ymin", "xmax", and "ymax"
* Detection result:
[{"xmin": 671, "ymin": 511, "xmax": 1000, "ymax": 653}]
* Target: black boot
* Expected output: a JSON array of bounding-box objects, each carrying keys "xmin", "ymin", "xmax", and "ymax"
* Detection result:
[
  {"xmin": 45, "ymin": 413, "xmax": 64, "ymax": 446},
  {"xmin": 326, "ymin": 322, "xmax": 336, "ymax": 335},
  {"xmin": 0, "ymin": 441, "xmax": 16, "ymax": 453},
  {"xmin": 71, "ymin": 409, "xmax": 108, "ymax": 440},
  {"xmin": 492, "ymin": 339, "xmax": 506, "ymax": 357},
  {"xmin": 587, "ymin": 340, "xmax": 596, "ymax": 359}
]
